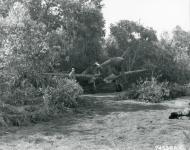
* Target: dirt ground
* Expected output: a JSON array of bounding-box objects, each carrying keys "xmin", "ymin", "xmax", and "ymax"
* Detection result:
[{"xmin": 1, "ymin": 94, "xmax": 190, "ymax": 150}]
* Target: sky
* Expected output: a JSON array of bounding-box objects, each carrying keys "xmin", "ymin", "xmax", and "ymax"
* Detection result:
[{"xmin": 102, "ymin": 0, "xmax": 190, "ymax": 37}]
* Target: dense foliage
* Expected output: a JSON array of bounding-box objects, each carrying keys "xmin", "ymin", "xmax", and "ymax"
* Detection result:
[
  {"xmin": 0, "ymin": 0, "xmax": 104, "ymax": 126},
  {"xmin": 43, "ymin": 78, "xmax": 83, "ymax": 113},
  {"xmin": 105, "ymin": 21, "xmax": 190, "ymax": 84},
  {"xmin": 0, "ymin": 0, "xmax": 190, "ymax": 126},
  {"xmin": 120, "ymin": 77, "xmax": 187, "ymax": 103},
  {"xmin": 105, "ymin": 20, "xmax": 158, "ymax": 71},
  {"xmin": 136, "ymin": 77, "xmax": 170, "ymax": 103},
  {"xmin": 0, "ymin": 0, "xmax": 104, "ymax": 94}
]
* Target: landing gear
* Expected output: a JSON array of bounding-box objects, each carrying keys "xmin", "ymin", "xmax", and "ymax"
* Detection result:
[
  {"xmin": 88, "ymin": 77, "xmax": 97, "ymax": 93},
  {"xmin": 113, "ymin": 80, "xmax": 123, "ymax": 92},
  {"xmin": 92, "ymin": 81, "xmax": 97, "ymax": 93},
  {"xmin": 116, "ymin": 83, "xmax": 122, "ymax": 92}
]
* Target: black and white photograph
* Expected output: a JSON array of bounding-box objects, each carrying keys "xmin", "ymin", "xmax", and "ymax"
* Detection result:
[{"xmin": 0, "ymin": 0, "xmax": 190, "ymax": 149}]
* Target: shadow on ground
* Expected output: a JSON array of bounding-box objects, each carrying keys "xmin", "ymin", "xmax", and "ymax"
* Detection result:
[
  {"xmin": 77, "ymin": 98, "xmax": 169, "ymax": 115},
  {"xmin": 1, "ymin": 94, "xmax": 189, "ymax": 150},
  {"xmin": 1, "ymin": 95, "xmax": 169, "ymax": 137}
]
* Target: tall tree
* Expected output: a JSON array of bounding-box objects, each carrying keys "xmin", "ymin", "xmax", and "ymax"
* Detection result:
[
  {"xmin": 106, "ymin": 20, "xmax": 157, "ymax": 71},
  {"xmin": 27, "ymin": 0, "xmax": 105, "ymax": 72},
  {"xmin": 160, "ymin": 26, "xmax": 190, "ymax": 83},
  {"xmin": 0, "ymin": 0, "xmax": 105, "ymax": 91}
]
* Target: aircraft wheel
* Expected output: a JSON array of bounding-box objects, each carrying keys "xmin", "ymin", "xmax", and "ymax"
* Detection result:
[{"xmin": 115, "ymin": 83, "xmax": 122, "ymax": 92}]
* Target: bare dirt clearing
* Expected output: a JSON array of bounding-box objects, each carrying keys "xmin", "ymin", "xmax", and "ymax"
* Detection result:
[{"xmin": 1, "ymin": 94, "xmax": 190, "ymax": 150}]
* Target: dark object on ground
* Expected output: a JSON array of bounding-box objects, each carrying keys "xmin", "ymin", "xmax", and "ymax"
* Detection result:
[
  {"xmin": 169, "ymin": 112, "xmax": 182, "ymax": 119},
  {"xmin": 169, "ymin": 108, "xmax": 190, "ymax": 119}
]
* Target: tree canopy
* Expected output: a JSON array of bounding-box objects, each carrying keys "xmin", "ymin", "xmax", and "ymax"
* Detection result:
[
  {"xmin": 0, "ymin": 0, "xmax": 190, "ymax": 91},
  {"xmin": 105, "ymin": 20, "xmax": 190, "ymax": 83}
]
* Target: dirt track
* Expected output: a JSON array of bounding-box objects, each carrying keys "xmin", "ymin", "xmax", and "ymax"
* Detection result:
[{"xmin": 0, "ymin": 95, "xmax": 190, "ymax": 150}]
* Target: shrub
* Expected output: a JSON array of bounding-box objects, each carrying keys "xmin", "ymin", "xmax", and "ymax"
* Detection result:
[
  {"xmin": 43, "ymin": 78, "xmax": 83, "ymax": 113},
  {"xmin": 0, "ymin": 114, "xmax": 7, "ymax": 127},
  {"xmin": 0, "ymin": 76, "xmax": 83, "ymax": 126},
  {"xmin": 135, "ymin": 77, "xmax": 170, "ymax": 103},
  {"xmin": 2, "ymin": 85, "xmax": 41, "ymax": 106},
  {"xmin": 168, "ymin": 83, "xmax": 186, "ymax": 99}
]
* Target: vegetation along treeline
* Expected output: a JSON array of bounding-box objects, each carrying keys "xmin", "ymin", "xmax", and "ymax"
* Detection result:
[{"xmin": 0, "ymin": 0, "xmax": 190, "ymax": 126}]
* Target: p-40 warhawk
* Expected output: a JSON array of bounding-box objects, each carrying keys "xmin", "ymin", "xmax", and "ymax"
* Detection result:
[{"xmin": 41, "ymin": 56, "xmax": 146, "ymax": 92}]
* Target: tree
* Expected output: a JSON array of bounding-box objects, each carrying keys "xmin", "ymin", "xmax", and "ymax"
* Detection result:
[
  {"xmin": 27, "ymin": 0, "xmax": 105, "ymax": 72},
  {"xmin": 105, "ymin": 21, "xmax": 190, "ymax": 84},
  {"xmin": 159, "ymin": 26, "xmax": 190, "ymax": 83},
  {"xmin": 106, "ymin": 20, "xmax": 158, "ymax": 71},
  {"xmin": 0, "ymin": 0, "xmax": 105, "ymax": 91},
  {"xmin": 172, "ymin": 26, "xmax": 190, "ymax": 66}
]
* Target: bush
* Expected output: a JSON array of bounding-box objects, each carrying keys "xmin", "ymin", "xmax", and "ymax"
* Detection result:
[
  {"xmin": 168, "ymin": 83, "xmax": 186, "ymax": 99},
  {"xmin": 2, "ymin": 85, "xmax": 41, "ymax": 106},
  {"xmin": 0, "ymin": 76, "xmax": 83, "ymax": 126},
  {"xmin": 43, "ymin": 78, "xmax": 83, "ymax": 113},
  {"xmin": 135, "ymin": 77, "xmax": 170, "ymax": 103}
]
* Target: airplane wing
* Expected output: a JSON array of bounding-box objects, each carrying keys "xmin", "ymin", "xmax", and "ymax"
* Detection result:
[
  {"xmin": 75, "ymin": 74, "xmax": 99, "ymax": 81},
  {"xmin": 39, "ymin": 73, "xmax": 69, "ymax": 77},
  {"xmin": 123, "ymin": 69, "xmax": 147, "ymax": 76},
  {"xmin": 39, "ymin": 73, "xmax": 99, "ymax": 80},
  {"xmin": 99, "ymin": 57, "xmax": 124, "ymax": 68},
  {"xmin": 103, "ymin": 69, "xmax": 147, "ymax": 82}
]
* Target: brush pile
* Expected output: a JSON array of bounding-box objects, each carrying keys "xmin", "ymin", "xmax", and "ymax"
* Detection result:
[{"xmin": 0, "ymin": 77, "xmax": 83, "ymax": 127}]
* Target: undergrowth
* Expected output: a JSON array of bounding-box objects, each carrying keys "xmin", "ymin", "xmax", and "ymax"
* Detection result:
[{"xmin": 0, "ymin": 77, "xmax": 83, "ymax": 127}]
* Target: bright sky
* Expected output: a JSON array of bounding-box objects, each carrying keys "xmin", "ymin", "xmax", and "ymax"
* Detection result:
[{"xmin": 102, "ymin": 0, "xmax": 190, "ymax": 36}]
